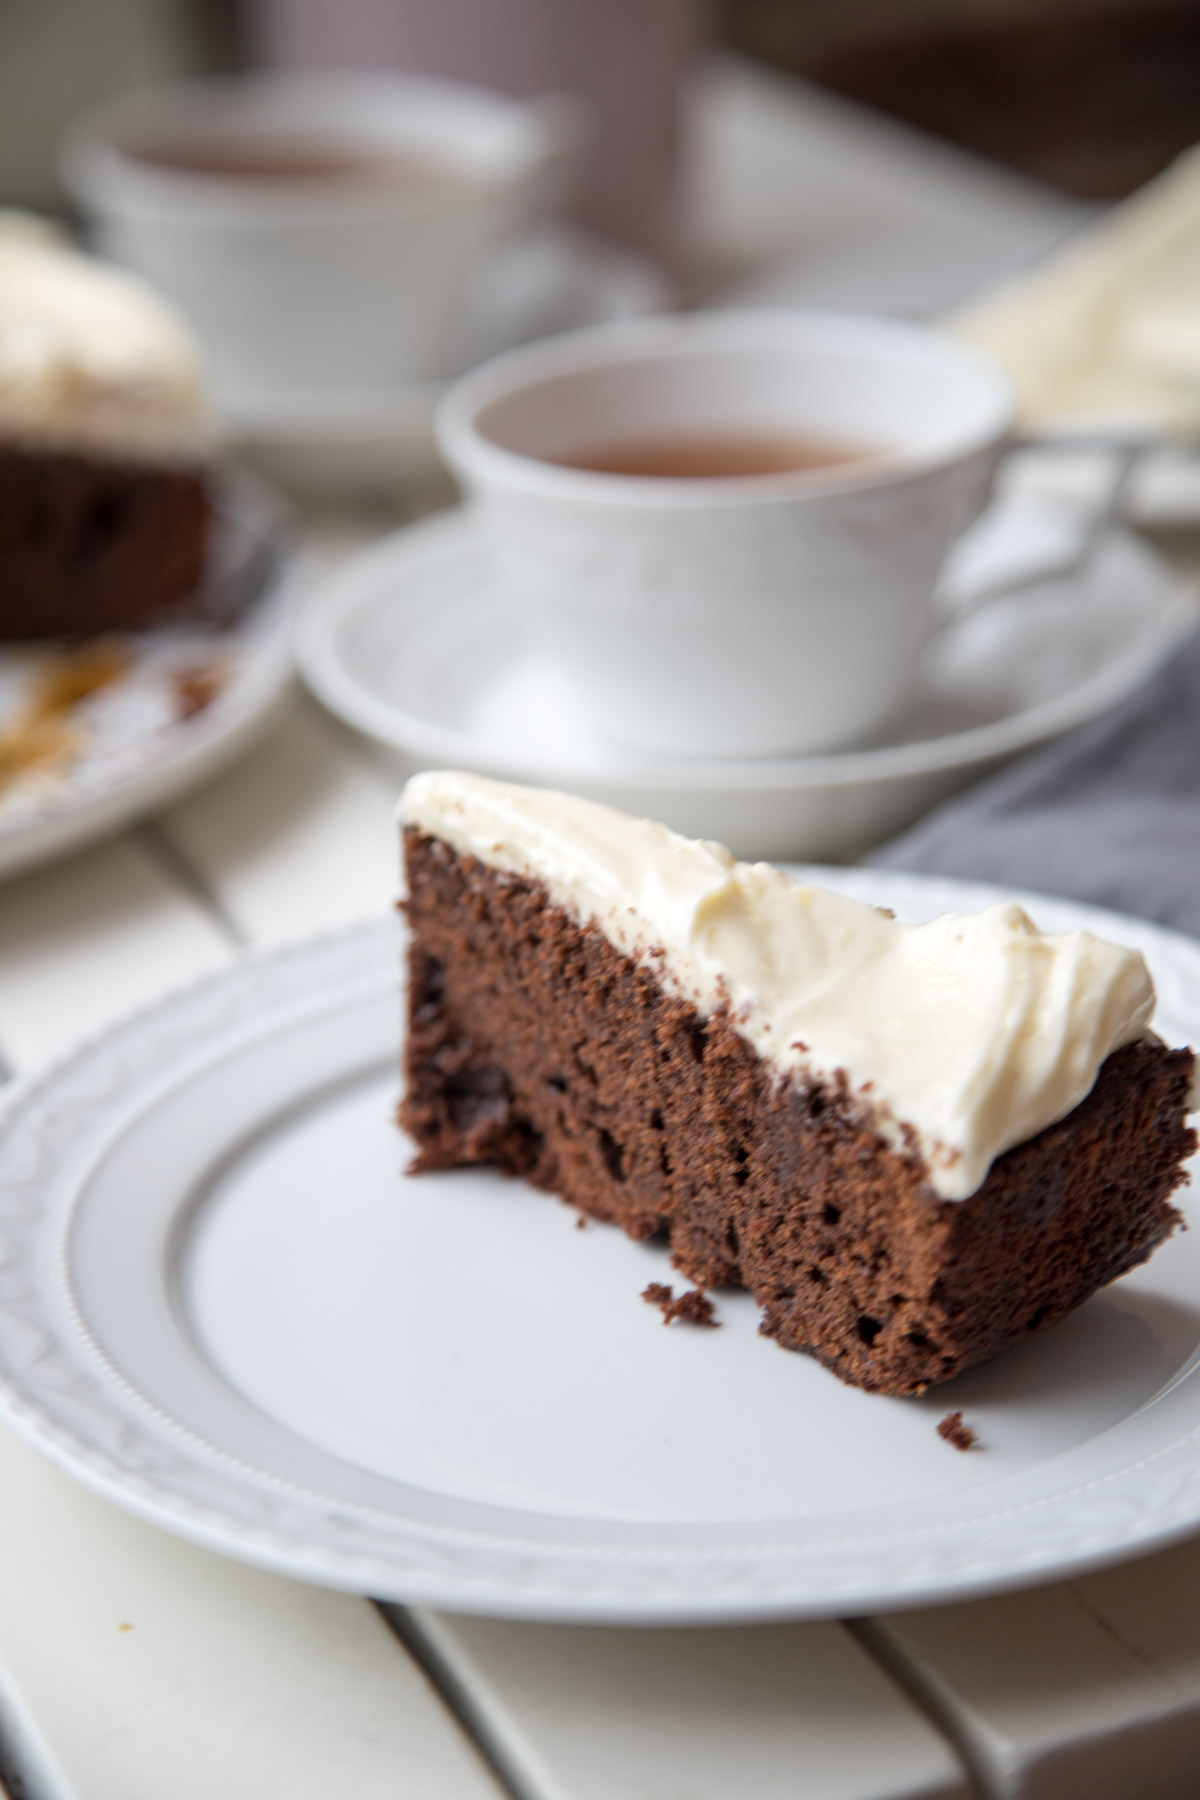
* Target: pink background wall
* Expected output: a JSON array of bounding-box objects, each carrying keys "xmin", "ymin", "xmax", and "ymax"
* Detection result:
[{"xmin": 248, "ymin": 0, "xmax": 707, "ymax": 262}]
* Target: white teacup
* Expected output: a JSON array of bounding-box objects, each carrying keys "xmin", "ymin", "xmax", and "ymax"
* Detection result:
[
  {"xmin": 61, "ymin": 74, "xmax": 568, "ymax": 405},
  {"xmin": 436, "ymin": 311, "xmax": 1014, "ymax": 760}
]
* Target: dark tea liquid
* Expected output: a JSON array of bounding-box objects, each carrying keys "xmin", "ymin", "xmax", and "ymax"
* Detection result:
[
  {"xmin": 127, "ymin": 135, "xmax": 465, "ymax": 189},
  {"xmin": 557, "ymin": 432, "xmax": 877, "ymax": 478}
]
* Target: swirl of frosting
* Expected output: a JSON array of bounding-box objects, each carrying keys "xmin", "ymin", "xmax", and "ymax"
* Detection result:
[{"xmin": 0, "ymin": 212, "xmax": 212, "ymax": 460}]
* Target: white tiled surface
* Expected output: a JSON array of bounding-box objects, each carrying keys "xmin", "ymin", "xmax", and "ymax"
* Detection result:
[
  {"xmin": 0, "ymin": 1428, "xmax": 502, "ymax": 1800},
  {"xmin": 0, "ymin": 52, "xmax": 1196, "ymax": 1800},
  {"xmin": 861, "ymin": 1542, "xmax": 1200, "ymax": 1800},
  {"xmin": 400, "ymin": 1610, "xmax": 972, "ymax": 1800},
  {"xmin": 0, "ymin": 835, "xmax": 228, "ymax": 1070},
  {"xmin": 155, "ymin": 699, "xmax": 401, "ymax": 942}
]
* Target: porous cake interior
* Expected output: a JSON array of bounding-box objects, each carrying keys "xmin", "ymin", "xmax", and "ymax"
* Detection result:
[{"xmin": 402, "ymin": 828, "xmax": 1195, "ymax": 1396}]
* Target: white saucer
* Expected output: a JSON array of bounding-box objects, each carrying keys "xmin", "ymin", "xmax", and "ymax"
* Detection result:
[
  {"xmin": 224, "ymin": 228, "xmax": 669, "ymax": 502},
  {"xmin": 0, "ymin": 474, "xmax": 300, "ymax": 882},
  {"xmin": 3, "ymin": 874, "xmax": 1200, "ymax": 1622},
  {"xmin": 297, "ymin": 498, "xmax": 1197, "ymax": 862}
]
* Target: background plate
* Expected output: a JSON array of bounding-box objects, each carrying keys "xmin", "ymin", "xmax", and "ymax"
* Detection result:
[
  {"xmin": 0, "ymin": 474, "xmax": 300, "ymax": 882},
  {"xmin": 1, "ymin": 869, "xmax": 1200, "ymax": 1623}
]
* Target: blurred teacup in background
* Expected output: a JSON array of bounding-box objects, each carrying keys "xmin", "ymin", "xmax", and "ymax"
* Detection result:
[
  {"xmin": 438, "ymin": 311, "xmax": 1014, "ymax": 761},
  {"xmin": 61, "ymin": 72, "xmax": 574, "ymax": 408},
  {"xmin": 248, "ymin": 0, "xmax": 701, "ymax": 269}
]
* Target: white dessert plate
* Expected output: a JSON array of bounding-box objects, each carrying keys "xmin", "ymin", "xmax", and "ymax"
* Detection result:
[
  {"xmin": 225, "ymin": 228, "xmax": 669, "ymax": 502},
  {"xmin": 296, "ymin": 498, "xmax": 1197, "ymax": 863},
  {"xmin": 2, "ymin": 869, "xmax": 1200, "ymax": 1624},
  {"xmin": 0, "ymin": 475, "xmax": 300, "ymax": 883}
]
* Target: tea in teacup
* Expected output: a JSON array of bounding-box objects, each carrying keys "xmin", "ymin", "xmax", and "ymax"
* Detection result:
[{"xmin": 558, "ymin": 432, "xmax": 878, "ymax": 479}]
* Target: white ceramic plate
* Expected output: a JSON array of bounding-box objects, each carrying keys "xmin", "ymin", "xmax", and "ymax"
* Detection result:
[
  {"xmin": 226, "ymin": 228, "xmax": 669, "ymax": 502},
  {"xmin": 2, "ymin": 868, "xmax": 1200, "ymax": 1624},
  {"xmin": 0, "ymin": 475, "xmax": 299, "ymax": 882},
  {"xmin": 296, "ymin": 500, "xmax": 1197, "ymax": 862}
]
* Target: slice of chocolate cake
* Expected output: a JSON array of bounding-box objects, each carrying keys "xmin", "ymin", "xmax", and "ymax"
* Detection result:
[
  {"xmin": 399, "ymin": 772, "xmax": 1196, "ymax": 1397},
  {"xmin": 0, "ymin": 213, "xmax": 213, "ymax": 639}
]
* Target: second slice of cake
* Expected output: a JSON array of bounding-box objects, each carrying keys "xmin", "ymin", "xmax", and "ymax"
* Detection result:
[
  {"xmin": 0, "ymin": 213, "xmax": 214, "ymax": 640},
  {"xmin": 400, "ymin": 771, "xmax": 1196, "ymax": 1396}
]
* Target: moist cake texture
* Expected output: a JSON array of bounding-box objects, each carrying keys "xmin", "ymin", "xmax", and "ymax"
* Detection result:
[
  {"xmin": 399, "ymin": 771, "xmax": 1196, "ymax": 1396},
  {"xmin": 0, "ymin": 213, "xmax": 213, "ymax": 638}
]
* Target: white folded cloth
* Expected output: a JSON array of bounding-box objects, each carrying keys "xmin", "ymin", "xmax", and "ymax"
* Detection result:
[{"xmin": 949, "ymin": 147, "xmax": 1200, "ymax": 434}]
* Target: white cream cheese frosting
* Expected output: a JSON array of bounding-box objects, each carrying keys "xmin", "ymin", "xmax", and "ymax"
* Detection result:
[
  {"xmin": 400, "ymin": 770, "xmax": 1161, "ymax": 1201},
  {"xmin": 0, "ymin": 212, "xmax": 212, "ymax": 460}
]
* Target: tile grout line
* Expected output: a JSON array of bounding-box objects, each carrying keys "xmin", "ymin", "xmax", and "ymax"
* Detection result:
[
  {"xmin": 847, "ymin": 1617, "xmax": 994, "ymax": 1800},
  {"xmin": 133, "ymin": 820, "xmax": 249, "ymax": 950},
  {"xmin": 377, "ymin": 1605, "xmax": 533, "ymax": 1800},
  {"xmin": 0, "ymin": 1663, "xmax": 60, "ymax": 1799},
  {"xmin": 0, "ymin": 1733, "xmax": 45, "ymax": 1798}
]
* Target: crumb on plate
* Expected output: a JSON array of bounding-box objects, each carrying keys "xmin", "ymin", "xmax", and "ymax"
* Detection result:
[
  {"xmin": 642, "ymin": 1282, "xmax": 719, "ymax": 1327},
  {"xmin": 937, "ymin": 1410, "xmax": 979, "ymax": 1451}
]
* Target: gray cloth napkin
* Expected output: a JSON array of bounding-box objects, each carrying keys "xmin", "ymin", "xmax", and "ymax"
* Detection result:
[{"xmin": 869, "ymin": 623, "xmax": 1200, "ymax": 936}]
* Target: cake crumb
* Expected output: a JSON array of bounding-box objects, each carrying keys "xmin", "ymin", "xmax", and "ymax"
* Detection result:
[
  {"xmin": 937, "ymin": 1410, "xmax": 978, "ymax": 1451},
  {"xmin": 668, "ymin": 1288, "xmax": 720, "ymax": 1327},
  {"xmin": 575, "ymin": 1215, "xmax": 588, "ymax": 1230},
  {"xmin": 642, "ymin": 1282, "xmax": 719, "ymax": 1327}
]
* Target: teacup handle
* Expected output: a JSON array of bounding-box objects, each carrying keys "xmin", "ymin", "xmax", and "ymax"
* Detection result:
[{"xmin": 940, "ymin": 426, "xmax": 1160, "ymax": 621}]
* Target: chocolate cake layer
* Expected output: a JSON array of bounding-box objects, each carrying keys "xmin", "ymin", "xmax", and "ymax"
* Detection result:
[
  {"xmin": 0, "ymin": 444, "xmax": 209, "ymax": 639},
  {"xmin": 401, "ymin": 829, "xmax": 1196, "ymax": 1396}
]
